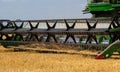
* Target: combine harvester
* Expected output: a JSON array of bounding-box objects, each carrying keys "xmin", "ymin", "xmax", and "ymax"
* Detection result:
[
  {"xmin": 0, "ymin": 0, "xmax": 120, "ymax": 59},
  {"xmin": 84, "ymin": 0, "xmax": 120, "ymax": 59}
]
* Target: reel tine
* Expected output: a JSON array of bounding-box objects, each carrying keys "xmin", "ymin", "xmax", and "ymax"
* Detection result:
[
  {"xmin": 71, "ymin": 35, "xmax": 76, "ymax": 44},
  {"xmin": 52, "ymin": 34, "xmax": 57, "ymax": 43},
  {"xmin": 46, "ymin": 34, "xmax": 50, "ymax": 42},
  {"xmin": 71, "ymin": 20, "xmax": 77, "ymax": 29},
  {"xmin": 35, "ymin": 21, "xmax": 40, "ymax": 28},
  {"xmin": 93, "ymin": 36, "xmax": 98, "ymax": 44},
  {"xmin": 29, "ymin": 21, "xmax": 33, "ymax": 29},
  {"xmin": 64, "ymin": 20, "xmax": 70, "ymax": 31},
  {"xmin": 86, "ymin": 35, "xmax": 91, "ymax": 44},
  {"xmin": 112, "ymin": 22, "xmax": 117, "ymax": 28},
  {"xmin": 86, "ymin": 19, "xmax": 91, "ymax": 30},
  {"xmin": 64, "ymin": 35, "xmax": 69, "ymax": 43},
  {"xmin": 20, "ymin": 21, "xmax": 24, "ymax": 28},
  {"xmin": 93, "ymin": 20, "xmax": 98, "ymax": 28},
  {"xmin": 46, "ymin": 21, "xmax": 50, "ymax": 30},
  {"xmin": 0, "ymin": 21, "xmax": 4, "ymax": 30},
  {"xmin": 35, "ymin": 34, "xmax": 39, "ymax": 41},
  {"xmin": 13, "ymin": 22, "xmax": 19, "ymax": 30},
  {"xmin": 53, "ymin": 20, "xmax": 57, "ymax": 28}
]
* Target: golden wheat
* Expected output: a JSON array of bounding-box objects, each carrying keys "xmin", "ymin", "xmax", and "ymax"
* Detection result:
[{"xmin": 0, "ymin": 45, "xmax": 120, "ymax": 72}]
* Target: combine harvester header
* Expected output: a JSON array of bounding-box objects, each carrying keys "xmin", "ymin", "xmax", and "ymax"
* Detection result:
[
  {"xmin": 0, "ymin": 0, "xmax": 120, "ymax": 59},
  {"xmin": 0, "ymin": 16, "xmax": 119, "ymax": 59}
]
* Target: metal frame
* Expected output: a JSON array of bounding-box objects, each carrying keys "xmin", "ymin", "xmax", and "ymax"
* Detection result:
[{"xmin": 0, "ymin": 17, "xmax": 119, "ymax": 49}]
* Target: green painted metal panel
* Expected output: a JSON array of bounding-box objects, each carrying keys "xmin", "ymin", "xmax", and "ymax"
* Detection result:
[
  {"xmin": 96, "ymin": 40, "xmax": 120, "ymax": 59},
  {"xmin": 88, "ymin": 3, "xmax": 114, "ymax": 11},
  {"xmin": 84, "ymin": 1, "xmax": 120, "ymax": 14}
]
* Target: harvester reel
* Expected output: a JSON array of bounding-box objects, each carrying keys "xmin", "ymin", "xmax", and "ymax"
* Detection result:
[{"xmin": 0, "ymin": 16, "xmax": 119, "ymax": 56}]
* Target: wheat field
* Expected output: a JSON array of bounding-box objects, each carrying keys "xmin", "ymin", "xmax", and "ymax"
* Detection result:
[{"xmin": 0, "ymin": 44, "xmax": 120, "ymax": 72}]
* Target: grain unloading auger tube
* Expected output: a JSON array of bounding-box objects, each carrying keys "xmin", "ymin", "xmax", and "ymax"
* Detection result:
[{"xmin": 0, "ymin": 16, "xmax": 120, "ymax": 57}]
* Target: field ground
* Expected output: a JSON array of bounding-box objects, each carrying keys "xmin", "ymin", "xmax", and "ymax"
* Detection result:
[{"xmin": 0, "ymin": 44, "xmax": 120, "ymax": 72}]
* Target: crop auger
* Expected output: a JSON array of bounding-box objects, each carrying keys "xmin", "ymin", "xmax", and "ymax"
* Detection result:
[{"xmin": 0, "ymin": 16, "xmax": 119, "ymax": 59}]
